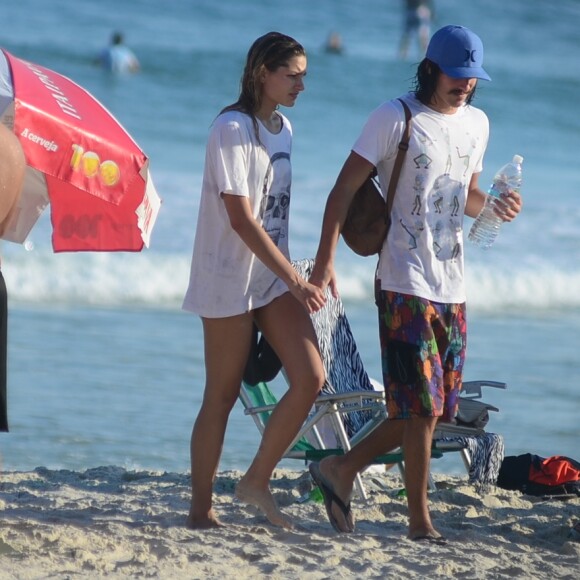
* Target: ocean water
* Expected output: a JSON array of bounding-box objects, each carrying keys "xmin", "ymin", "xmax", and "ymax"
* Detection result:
[{"xmin": 0, "ymin": 0, "xmax": 578, "ymax": 475}]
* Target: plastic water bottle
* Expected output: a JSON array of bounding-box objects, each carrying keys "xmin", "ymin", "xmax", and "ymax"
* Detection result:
[{"xmin": 468, "ymin": 155, "xmax": 523, "ymax": 248}]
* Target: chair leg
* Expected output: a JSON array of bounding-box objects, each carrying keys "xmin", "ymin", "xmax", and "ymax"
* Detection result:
[
  {"xmin": 427, "ymin": 472, "xmax": 436, "ymax": 491},
  {"xmin": 395, "ymin": 451, "xmax": 437, "ymax": 491},
  {"xmin": 460, "ymin": 448, "xmax": 472, "ymax": 473},
  {"xmin": 353, "ymin": 474, "xmax": 367, "ymax": 500}
]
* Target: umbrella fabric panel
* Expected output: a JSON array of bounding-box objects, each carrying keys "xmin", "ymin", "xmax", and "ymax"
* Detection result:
[
  {"xmin": 8, "ymin": 51, "xmax": 146, "ymax": 206},
  {"xmin": 0, "ymin": 48, "xmax": 161, "ymax": 252},
  {"xmin": 48, "ymin": 175, "xmax": 146, "ymax": 252}
]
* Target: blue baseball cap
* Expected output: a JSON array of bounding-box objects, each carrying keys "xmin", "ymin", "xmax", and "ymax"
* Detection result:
[{"xmin": 426, "ymin": 25, "xmax": 491, "ymax": 81}]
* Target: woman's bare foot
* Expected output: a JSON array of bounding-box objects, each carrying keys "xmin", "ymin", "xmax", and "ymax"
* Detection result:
[
  {"xmin": 186, "ymin": 508, "xmax": 222, "ymax": 529},
  {"xmin": 235, "ymin": 479, "xmax": 294, "ymax": 530}
]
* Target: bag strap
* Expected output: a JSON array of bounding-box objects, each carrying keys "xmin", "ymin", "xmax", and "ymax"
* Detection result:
[{"xmin": 384, "ymin": 98, "xmax": 412, "ymax": 225}]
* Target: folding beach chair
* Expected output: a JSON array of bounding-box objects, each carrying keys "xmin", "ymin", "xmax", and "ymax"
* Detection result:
[
  {"xmin": 240, "ymin": 259, "xmax": 507, "ymax": 497},
  {"xmin": 241, "ymin": 258, "xmax": 387, "ymax": 499}
]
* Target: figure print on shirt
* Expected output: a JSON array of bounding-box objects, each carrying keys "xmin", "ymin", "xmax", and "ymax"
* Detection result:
[
  {"xmin": 401, "ymin": 170, "xmax": 428, "ymax": 249},
  {"xmin": 427, "ymin": 174, "xmax": 462, "ymax": 261},
  {"xmin": 441, "ymin": 126, "xmax": 453, "ymax": 174},
  {"xmin": 456, "ymin": 146, "xmax": 471, "ymax": 177},
  {"xmin": 259, "ymin": 151, "xmax": 291, "ymax": 245},
  {"xmin": 400, "ymin": 218, "xmax": 425, "ymax": 250},
  {"xmin": 411, "ymin": 174, "xmax": 425, "ymax": 215},
  {"xmin": 456, "ymin": 132, "xmax": 481, "ymax": 178},
  {"xmin": 412, "ymin": 152, "xmax": 432, "ymax": 170}
]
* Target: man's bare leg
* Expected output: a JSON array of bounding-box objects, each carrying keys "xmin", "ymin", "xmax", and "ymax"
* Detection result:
[
  {"xmin": 403, "ymin": 416, "xmax": 441, "ymax": 540},
  {"xmin": 315, "ymin": 418, "xmax": 406, "ymax": 530}
]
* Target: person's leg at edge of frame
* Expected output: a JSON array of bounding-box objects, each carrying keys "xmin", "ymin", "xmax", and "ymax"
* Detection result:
[
  {"xmin": 0, "ymin": 271, "xmax": 8, "ymax": 433},
  {"xmin": 187, "ymin": 312, "xmax": 254, "ymax": 529},
  {"xmin": 235, "ymin": 292, "xmax": 325, "ymax": 529}
]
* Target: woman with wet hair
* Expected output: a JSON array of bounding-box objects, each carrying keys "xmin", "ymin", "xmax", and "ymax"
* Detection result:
[{"xmin": 182, "ymin": 32, "xmax": 326, "ymax": 530}]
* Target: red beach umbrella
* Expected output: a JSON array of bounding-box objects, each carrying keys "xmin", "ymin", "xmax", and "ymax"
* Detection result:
[{"xmin": 0, "ymin": 48, "xmax": 161, "ymax": 252}]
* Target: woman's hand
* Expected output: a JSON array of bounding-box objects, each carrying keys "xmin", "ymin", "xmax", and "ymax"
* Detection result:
[{"xmin": 288, "ymin": 278, "xmax": 326, "ymax": 314}]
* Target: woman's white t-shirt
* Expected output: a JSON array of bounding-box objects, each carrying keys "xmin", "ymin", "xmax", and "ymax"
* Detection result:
[
  {"xmin": 353, "ymin": 93, "xmax": 489, "ymax": 304},
  {"xmin": 182, "ymin": 110, "xmax": 293, "ymax": 318}
]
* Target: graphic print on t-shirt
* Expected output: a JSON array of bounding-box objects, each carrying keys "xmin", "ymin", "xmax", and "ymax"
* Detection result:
[
  {"xmin": 259, "ymin": 151, "xmax": 291, "ymax": 245},
  {"xmin": 428, "ymin": 174, "xmax": 462, "ymax": 261}
]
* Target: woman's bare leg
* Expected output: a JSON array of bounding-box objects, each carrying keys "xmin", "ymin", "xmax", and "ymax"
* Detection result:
[
  {"xmin": 187, "ymin": 313, "xmax": 254, "ymax": 529},
  {"xmin": 236, "ymin": 293, "xmax": 325, "ymax": 528}
]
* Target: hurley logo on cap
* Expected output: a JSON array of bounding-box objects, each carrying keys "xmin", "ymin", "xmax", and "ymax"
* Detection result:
[{"xmin": 426, "ymin": 25, "xmax": 491, "ymax": 81}]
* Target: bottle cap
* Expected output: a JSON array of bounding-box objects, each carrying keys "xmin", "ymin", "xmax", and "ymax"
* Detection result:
[{"xmin": 512, "ymin": 155, "xmax": 524, "ymax": 164}]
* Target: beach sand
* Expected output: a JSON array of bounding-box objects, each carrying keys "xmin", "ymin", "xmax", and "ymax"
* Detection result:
[{"xmin": 0, "ymin": 466, "xmax": 578, "ymax": 578}]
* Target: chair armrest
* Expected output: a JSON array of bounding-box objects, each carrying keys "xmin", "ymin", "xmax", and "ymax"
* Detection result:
[
  {"xmin": 314, "ymin": 391, "xmax": 386, "ymax": 418},
  {"xmin": 458, "ymin": 398, "xmax": 499, "ymax": 415},
  {"xmin": 243, "ymin": 390, "xmax": 385, "ymax": 417},
  {"xmin": 433, "ymin": 439, "xmax": 468, "ymax": 451},
  {"xmin": 243, "ymin": 403, "xmax": 277, "ymax": 416},
  {"xmin": 313, "ymin": 390, "xmax": 385, "ymax": 405},
  {"xmin": 434, "ymin": 422, "xmax": 486, "ymax": 437},
  {"xmin": 461, "ymin": 380, "xmax": 507, "ymax": 400}
]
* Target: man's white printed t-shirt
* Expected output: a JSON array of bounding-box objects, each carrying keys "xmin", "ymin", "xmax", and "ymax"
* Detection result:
[{"xmin": 353, "ymin": 93, "xmax": 489, "ymax": 303}]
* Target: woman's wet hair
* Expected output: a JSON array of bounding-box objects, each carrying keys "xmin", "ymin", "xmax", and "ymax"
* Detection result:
[{"xmin": 221, "ymin": 32, "xmax": 306, "ymax": 139}]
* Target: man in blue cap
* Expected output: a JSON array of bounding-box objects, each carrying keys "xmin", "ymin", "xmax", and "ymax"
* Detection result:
[{"xmin": 309, "ymin": 25, "xmax": 522, "ymax": 541}]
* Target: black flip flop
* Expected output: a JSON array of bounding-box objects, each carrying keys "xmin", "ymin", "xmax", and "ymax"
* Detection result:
[
  {"xmin": 309, "ymin": 463, "xmax": 354, "ymax": 533},
  {"xmin": 412, "ymin": 534, "xmax": 448, "ymax": 545}
]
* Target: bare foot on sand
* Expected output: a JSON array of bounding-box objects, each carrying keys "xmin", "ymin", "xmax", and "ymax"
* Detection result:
[
  {"xmin": 186, "ymin": 509, "xmax": 223, "ymax": 529},
  {"xmin": 235, "ymin": 480, "xmax": 294, "ymax": 530}
]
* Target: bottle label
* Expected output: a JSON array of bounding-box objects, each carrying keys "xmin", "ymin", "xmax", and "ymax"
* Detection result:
[{"xmin": 489, "ymin": 181, "xmax": 505, "ymax": 198}]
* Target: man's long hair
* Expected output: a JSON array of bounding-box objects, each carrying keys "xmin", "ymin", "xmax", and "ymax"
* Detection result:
[{"xmin": 413, "ymin": 58, "xmax": 477, "ymax": 106}]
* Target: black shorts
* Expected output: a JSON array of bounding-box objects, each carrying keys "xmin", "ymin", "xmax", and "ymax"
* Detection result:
[{"xmin": 0, "ymin": 271, "xmax": 8, "ymax": 432}]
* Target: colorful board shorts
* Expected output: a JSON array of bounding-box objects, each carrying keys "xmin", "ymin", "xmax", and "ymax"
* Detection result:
[{"xmin": 375, "ymin": 285, "xmax": 467, "ymax": 421}]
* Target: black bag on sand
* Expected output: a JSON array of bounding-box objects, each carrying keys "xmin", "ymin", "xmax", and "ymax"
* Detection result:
[{"xmin": 497, "ymin": 453, "xmax": 580, "ymax": 496}]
